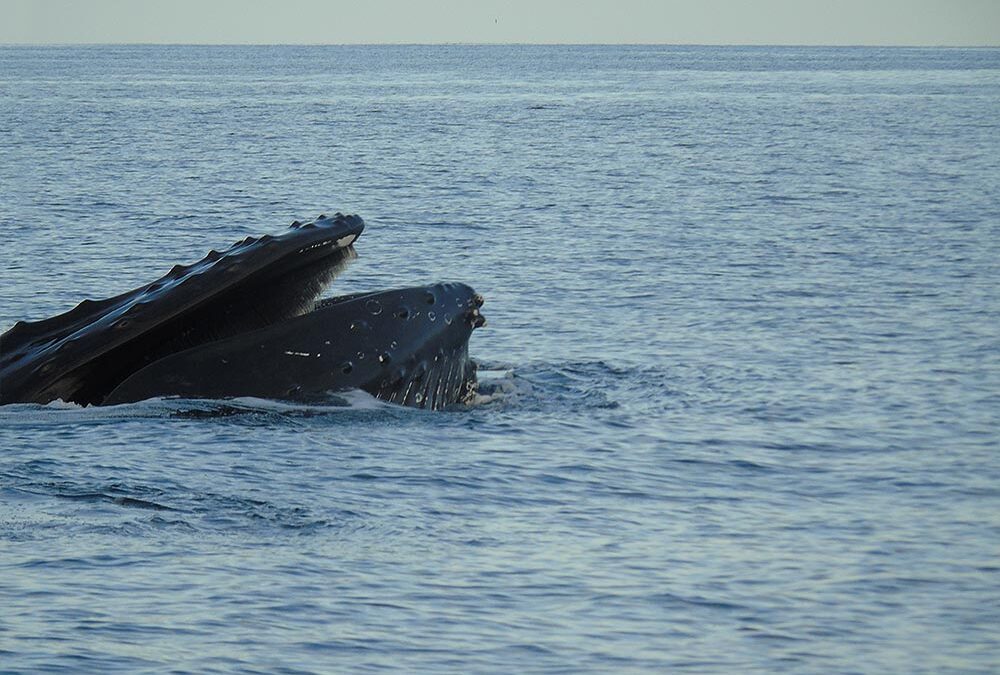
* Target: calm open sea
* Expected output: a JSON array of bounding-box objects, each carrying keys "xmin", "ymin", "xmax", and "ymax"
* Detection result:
[{"xmin": 2, "ymin": 44, "xmax": 999, "ymax": 673}]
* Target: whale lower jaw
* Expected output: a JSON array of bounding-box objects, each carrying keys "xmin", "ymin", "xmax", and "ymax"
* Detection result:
[{"xmin": 103, "ymin": 283, "xmax": 484, "ymax": 410}]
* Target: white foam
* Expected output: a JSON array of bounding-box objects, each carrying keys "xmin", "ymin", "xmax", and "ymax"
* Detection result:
[{"xmin": 471, "ymin": 368, "xmax": 532, "ymax": 406}]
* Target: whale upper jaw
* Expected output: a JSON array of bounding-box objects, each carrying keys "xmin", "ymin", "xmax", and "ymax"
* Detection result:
[{"xmin": 0, "ymin": 214, "xmax": 485, "ymax": 409}]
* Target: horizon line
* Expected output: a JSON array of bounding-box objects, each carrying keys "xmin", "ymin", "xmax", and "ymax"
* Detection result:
[{"xmin": 3, "ymin": 41, "xmax": 1000, "ymax": 48}]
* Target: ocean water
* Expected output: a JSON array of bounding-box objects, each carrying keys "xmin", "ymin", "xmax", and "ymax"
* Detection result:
[{"xmin": 2, "ymin": 44, "xmax": 999, "ymax": 673}]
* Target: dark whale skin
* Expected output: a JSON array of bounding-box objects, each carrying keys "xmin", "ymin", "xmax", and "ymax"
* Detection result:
[
  {"xmin": 104, "ymin": 283, "xmax": 483, "ymax": 409},
  {"xmin": 0, "ymin": 213, "xmax": 485, "ymax": 409}
]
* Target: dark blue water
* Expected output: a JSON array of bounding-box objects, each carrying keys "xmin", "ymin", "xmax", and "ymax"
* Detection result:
[{"xmin": 2, "ymin": 45, "xmax": 999, "ymax": 673}]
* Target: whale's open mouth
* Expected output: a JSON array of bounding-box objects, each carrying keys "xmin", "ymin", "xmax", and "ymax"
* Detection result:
[{"xmin": 0, "ymin": 214, "xmax": 485, "ymax": 409}]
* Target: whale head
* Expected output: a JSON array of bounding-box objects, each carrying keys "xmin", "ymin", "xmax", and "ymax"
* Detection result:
[{"xmin": 0, "ymin": 213, "xmax": 484, "ymax": 409}]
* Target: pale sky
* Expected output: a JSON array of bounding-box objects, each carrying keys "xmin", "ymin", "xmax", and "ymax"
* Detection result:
[{"xmin": 2, "ymin": 0, "xmax": 999, "ymax": 46}]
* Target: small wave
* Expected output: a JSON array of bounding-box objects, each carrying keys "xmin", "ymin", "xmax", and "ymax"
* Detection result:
[
  {"xmin": 190, "ymin": 491, "xmax": 345, "ymax": 533},
  {"xmin": 1, "ymin": 361, "xmax": 673, "ymax": 421},
  {"xmin": 7, "ymin": 481, "xmax": 176, "ymax": 511},
  {"xmin": 469, "ymin": 359, "xmax": 756, "ymax": 417},
  {"xmin": 3, "ymin": 478, "xmax": 349, "ymax": 536},
  {"xmin": 470, "ymin": 360, "xmax": 644, "ymax": 412},
  {"xmin": 61, "ymin": 492, "xmax": 175, "ymax": 511},
  {"xmin": 0, "ymin": 389, "xmax": 392, "ymax": 425}
]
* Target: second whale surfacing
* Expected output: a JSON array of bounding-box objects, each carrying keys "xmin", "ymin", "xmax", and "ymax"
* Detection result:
[{"xmin": 0, "ymin": 213, "xmax": 486, "ymax": 409}]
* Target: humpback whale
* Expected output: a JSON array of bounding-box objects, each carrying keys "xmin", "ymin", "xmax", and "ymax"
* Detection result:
[{"xmin": 0, "ymin": 214, "xmax": 485, "ymax": 409}]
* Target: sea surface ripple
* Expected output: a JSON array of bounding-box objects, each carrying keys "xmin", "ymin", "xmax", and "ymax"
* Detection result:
[{"xmin": 1, "ymin": 45, "xmax": 999, "ymax": 673}]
